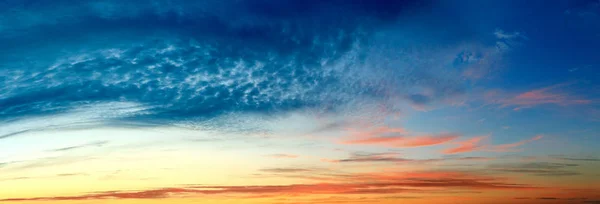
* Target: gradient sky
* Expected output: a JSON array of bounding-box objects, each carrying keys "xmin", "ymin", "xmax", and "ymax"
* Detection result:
[{"xmin": 1, "ymin": 0, "xmax": 600, "ymax": 203}]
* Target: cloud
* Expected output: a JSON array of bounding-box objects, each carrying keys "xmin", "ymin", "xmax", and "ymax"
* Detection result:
[
  {"xmin": 494, "ymin": 169, "xmax": 580, "ymax": 176},
  {"xmin": 531, "ymin": 197, "xmax": 590, "ymax": 202},
  {"xmin": 0, "ymin": 169, "xmax": 538, "ymax": 202},
  {"xmin": 488, "ymin": 162, "xmax": 581, "ymax": 177},
  {"xmin": 343, "ymin": 134, "xmax": 458, "ymax": 148},
  {"xmin": 0, "ymin": 130, "xmax": 31, "ymax": 140},
  {"xmin": 0, "ymin": 173, "xmax": 87, "ymax": 182},
  {"xmin": 334, "ymin": 152, "xmax": 411, "ymax": 163},
  {"xmin": 443, "ymin": 135, "xmax": 543, "ymax": 154},
  {"xmin": 259, "ymin": 168, "xmax": 313, "ymax": 173},
  {"xmin": 344, "ymin": 126, "xmax": 408, "ymax": 138},
  {"xmin": 49, "ymin": 141, "xmax": 109, "ymax": 152},
  {"xmin": 456, "ymin": 157, "xmax": 495, "ymax": 161},
  {"xmin": 266, "ymin": 154, "xmax": 299, "ymax": 159},
  {"xmin": 0, "ymin": 102, "xmax": 151, "ymax": 142},
  {"xmin": 514, "ymin": 196, "xmax": 592, "ymax": 202},
  {"xmin": 443, "ymin": 135, "xmax": 487, "ymax": 154},
  {"xmin": 328, "ymin": 153, "xmax": 493, "ymax": 164},
  {"xmin": 341, "ymin": 125, "xmax": 458, "ymax": 148},
  {"xmin": 0, "ymin": 188, "xmax": 192, "ymax": 201},
  {"xmin": 405, "ymin": 94, "xmax": 432, "ymax": 106},
  {"xmin": 0, "ymin": 0, "xmax": 513, "ymax": 138},
  {"xmin": 324, "ymin": 152, "xmax": 494, "ymax": 164},
  {"xmin": 0, "ymin": 0, "xmax": 429, "ymax": 125},
  {"xmin": 486, "ymin": 135, "xmax": 543, "ymax": 152},
  {"xmin": 552, "ymin": 156, "xmax": 600, "ymax": 162},
  {"xmin": 484, "ymin": 83, "xmax": 591, "ymax": 110},
  {"xmin": 494, "ymin": 29, "xmax": 525, "ymax": 40},
  {"xmin": 2, "ymin": 156, "xmax": 94, "ymax": 172}
]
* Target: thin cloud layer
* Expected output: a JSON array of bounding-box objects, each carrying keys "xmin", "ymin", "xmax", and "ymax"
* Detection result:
[
  {"xmin": 444, "ymin": 135, "xmax": 543, "ymax": 154},
  {"xmin": 484, "ymin": 83, "xmax": 592, "ymax": 111},
  {"xmin": 341, "ymin": 125, "xmax": 459, "ymax": 148}
]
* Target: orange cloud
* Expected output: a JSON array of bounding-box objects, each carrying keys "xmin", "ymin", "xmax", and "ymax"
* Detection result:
[
  {"xmin": 443, "ymin": 135, "xmax": 543, "ymax": 154},
  {"xmin": 343, "ymin": 134, "xmax": 458, "ymax": 147},
  {"xmin": 486, "ymin": 83, "xmax": 591, "ymax": 110},
  {"xmin": 320, "ymin": 158, "xmax": 340, "ymax": 163},
  {"xmin": 324, "ymin": 153, "xmax": 495, "ymax": 164},
  {"xmin": 0, "ymin": 188, "xmax": 194, "ymax": 201},
  {"xmin": 443, "ymin": 136, "xmax": 487, "ymax": 154},
  {"xmin": 341, "ymin": 126, "xmax": 458, "ymax": 148},
  {"xmin": 0, "ymin": 170, "xmax": 539, "ymax": 202},
  {"xmin": 400, "ymin": 134, "xmax": 459, "ymax": 147},
  {"xmin": 487, "ymin": 135, "xmax": 543, "ymax": 152}
]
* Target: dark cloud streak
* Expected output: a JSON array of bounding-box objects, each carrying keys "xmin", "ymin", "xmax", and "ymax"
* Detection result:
[{"xmin": 49, "ymin": 141, "xmax": 109, "ymax": 152}]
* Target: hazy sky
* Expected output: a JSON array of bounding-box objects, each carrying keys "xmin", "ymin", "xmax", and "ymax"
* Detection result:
[{"xmin": 1, "ymin": 0, "xmax": 599, "ymax": 203}]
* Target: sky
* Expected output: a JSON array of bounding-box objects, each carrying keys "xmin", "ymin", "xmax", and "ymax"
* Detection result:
[{"xmin": 0, "ymin": 0, "xmax": 599, "ymax": 203}]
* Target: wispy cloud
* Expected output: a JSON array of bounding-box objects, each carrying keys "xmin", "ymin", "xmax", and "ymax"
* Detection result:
[
  {"xmin": 551, "ymin": 155, "xmax": 600, "ymax": 162},
  {"xmin": 343, "ymin": 134, "xmax": 458, "ymax": 147},
  {"xmin": 0, "ymin": 170, "xmax": 538, "ymax": 202},
  {"xmin": 2, "ymin": 156, "xmax": 94, "ymax": 171},
  {"xmin": 486, "ymin": 135, "xmax": 543, "ymax": 152},
  {"xmin": 333, "ymin": 152, "xmax": 411, "ymax": 163},
  {"xmin": 484, "ymin": 83, "xmax": 592, "ymax": 110},
  {"xmin": 456, "ymin": 157, "xmax": 495, "ymax": 161},
  {"xmin": 259, "ymin": 168, "xmax": 313, "ymax": 173},
  {"xmin": 443, "ymin": 136, "xmax": 487, "ymax": 154},
  {"xmin": 443, "ymin": 135, "xmax": 543, "ymax": 154},
  {"xmin": 0, "ymin": 173, "xmax": 87, "ymax": 182},
  {"xmin": 266, "ymin": 154, "xmax": 299, "ymax": 159},
  {"xmin": 49, "ymin": 141, "xmax": 109, "ymax": 152},
  {"xmin": 515, "ymin": 197, "xmax": 593, "ymax": 202},
  {"xmin": 0, "ymin": 130, "xmax": 31, "ymax": 140},
  {"xmin": 324, "ymin": 152, "xmax": 494, "ymax": 164},
  {"xmin": 494, "ymin": 29, "xmax": 525, "ymax": 40},
  {"xmin": 341, "ymin": 126, "xmax": 458, "ymax": 148},
  {"xmin": 489, "ymin": 162, "xmax": 581, "ymax": 177}
]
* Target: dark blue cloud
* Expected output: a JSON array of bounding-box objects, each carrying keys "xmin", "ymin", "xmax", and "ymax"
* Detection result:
[
  {"xmin": 1, "ymin": 0, "xmax": 494, "ymax": 136},
  {"xmin": 0, "ymin": 0, "xmax": 434, "ymax": 123},
  {"xmin": 406, "ymin": 94, "xmax": 431, "ymax": 106}
]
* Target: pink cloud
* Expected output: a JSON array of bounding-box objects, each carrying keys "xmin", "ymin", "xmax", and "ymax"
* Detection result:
[
  {"xmin": 323, "ymin": 152, "xmax": 495, "ymax": 163},
  {"xmin": 443, "ymin": 136, "xmax": 488, "ymax": 154},
  {"xmin": 487, "ymin": 135, "xmax": 543, "ymax": 152},
  {"xmin": 443, "ymin": 135, "xmax": 543, "ymax": 154},
  {"xmin": 486, "ymin": 83, "xmax": 591, "ymax": 110},
  {"xmin": 399, "ymin": 134, "xmax": 460, "ymax": 147},
  {"xmin": 342, "ymin": 133, "xmax": 459, "ymax": 148},
  {"xmin": 341, "ymin": 126, "xmax": 458, "ymax": 148}
]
